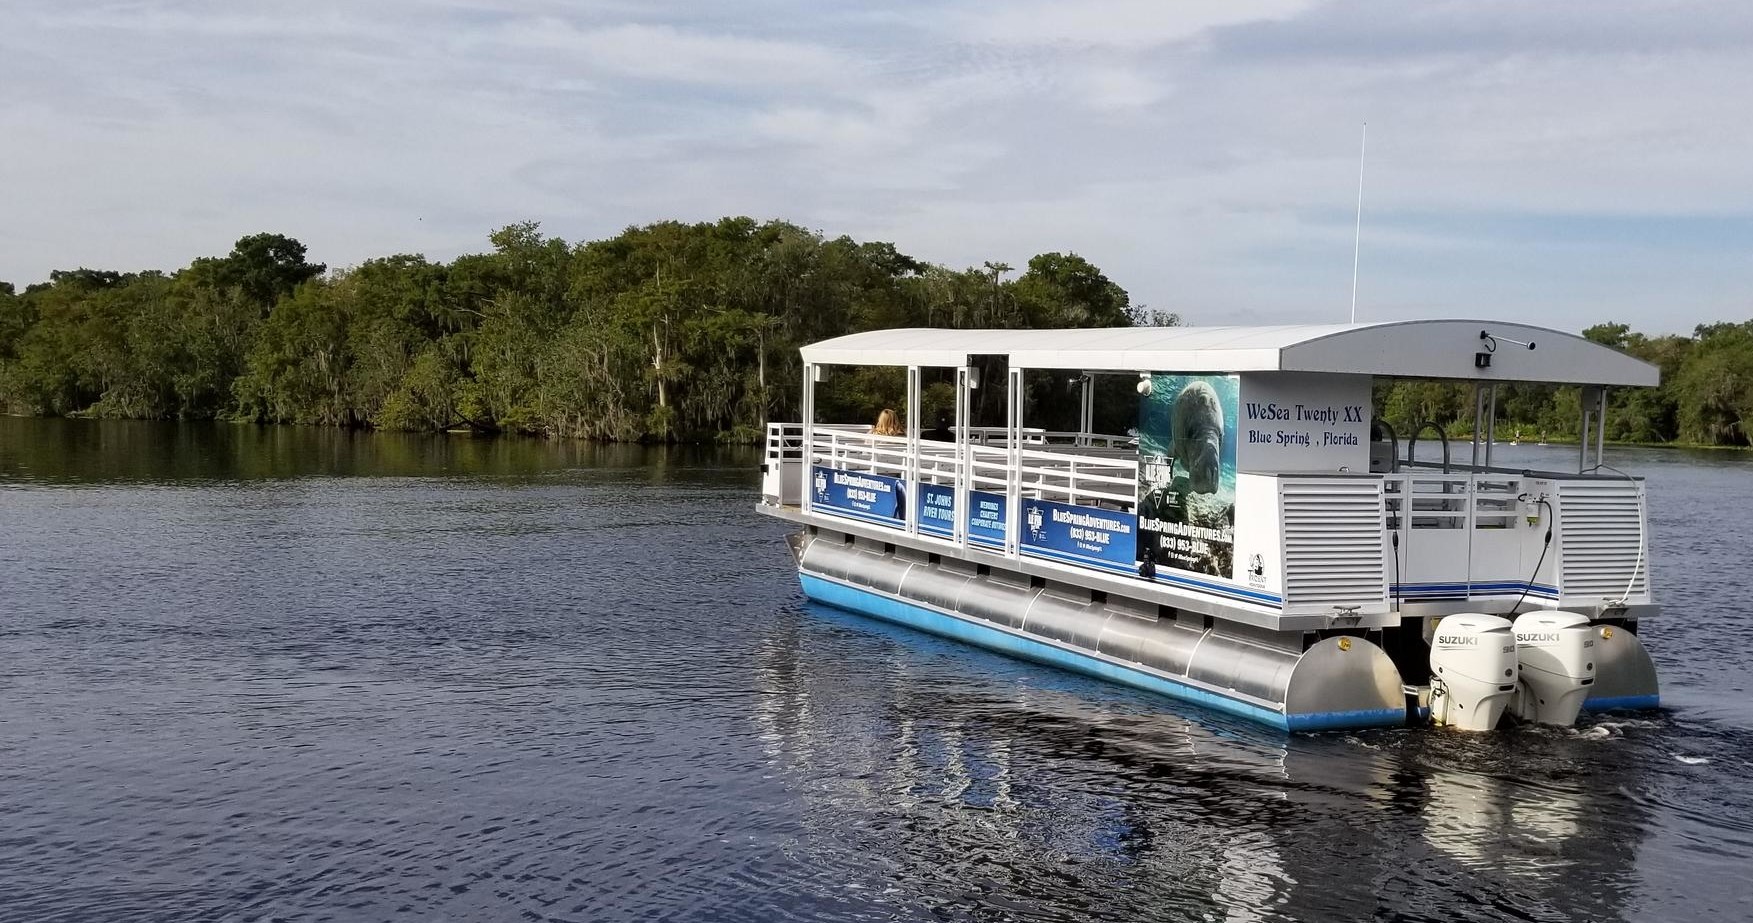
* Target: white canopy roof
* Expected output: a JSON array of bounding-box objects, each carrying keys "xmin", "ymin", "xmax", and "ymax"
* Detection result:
[{"xmin": 799, "ymin": 320, "xmax": 1659, "ymax": 387}]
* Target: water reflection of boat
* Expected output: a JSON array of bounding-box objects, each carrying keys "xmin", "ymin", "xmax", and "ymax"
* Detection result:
[
  {"xmin": 751, "ymin": 603, "xmax": 1651, "ymax": 920},
  {"xmin": 752, "ymin": 604, "xmax": 1298, "ymax": 916}
]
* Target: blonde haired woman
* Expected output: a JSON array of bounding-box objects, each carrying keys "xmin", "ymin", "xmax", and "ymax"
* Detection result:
[{"xmin": 872, "ymin": 408, "xmax": 904, "ymax": 437}]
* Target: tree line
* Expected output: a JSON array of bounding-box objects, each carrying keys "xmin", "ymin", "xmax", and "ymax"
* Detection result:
[
  {"xmin": 0, "ymin": 219, "xmax": 1137, "ymax": 441},
  {"xmin": 1375, "ymin": 322, "xmax": 1753, "ymax": 447},
  {"xmin": 1, "ymin": 220, "xmax": 1746, "ymax": 446}
]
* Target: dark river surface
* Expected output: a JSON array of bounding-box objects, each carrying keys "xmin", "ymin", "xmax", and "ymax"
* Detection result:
[{"xmin": 2, "ymin": 417, "xmax": 1751, "ymax": 923}]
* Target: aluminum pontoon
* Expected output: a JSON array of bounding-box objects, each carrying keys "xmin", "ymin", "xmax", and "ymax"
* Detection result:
[{"xmin": 758, "ymin": 321, "xmax": 1660, "ymax": 731}]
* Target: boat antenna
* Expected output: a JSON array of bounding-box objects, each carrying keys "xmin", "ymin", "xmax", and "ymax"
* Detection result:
[{"xmin": 1350, "ymin": 121, "xmax": 1367, "ymax": 324}]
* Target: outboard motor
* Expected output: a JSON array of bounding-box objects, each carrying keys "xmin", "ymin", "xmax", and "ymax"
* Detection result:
[
  {"xmin": 1429, "ymin": 614, "xmax": 1518, "ymax": 730},
  {"xmin": 1511, "ymin": 611, "xmax": 1596, "ymax": 726}
]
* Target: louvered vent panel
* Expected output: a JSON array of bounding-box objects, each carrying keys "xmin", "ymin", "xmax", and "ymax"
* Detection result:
[
  {"xmin": 1557, "ymin": 481, "xmax": 1650, "ymax": 600},
  {"xmin": 1280, "ymin": 479, "xmax": 1387, "ymax": 609}
]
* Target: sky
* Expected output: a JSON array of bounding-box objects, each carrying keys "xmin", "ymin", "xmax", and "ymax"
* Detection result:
[{"xmin": 3, "ymin": 0, "xmax": 1751, "ymax": 334}]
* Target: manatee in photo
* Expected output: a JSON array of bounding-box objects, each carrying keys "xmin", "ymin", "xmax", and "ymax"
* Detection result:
[{"xmin": 1172, "ymin": 380, "xmax": 1224, "ymax": 493}]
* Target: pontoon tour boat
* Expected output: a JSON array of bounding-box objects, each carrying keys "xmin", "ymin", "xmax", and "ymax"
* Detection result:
[{"xmin": 758, "ymin": 321, "xmax": 1659, "ymax": 731}]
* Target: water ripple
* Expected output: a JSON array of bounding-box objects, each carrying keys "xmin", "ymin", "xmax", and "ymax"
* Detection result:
[{"xmin": 2, "ymin": 430, "xmax": 1751, "ymax": 921}]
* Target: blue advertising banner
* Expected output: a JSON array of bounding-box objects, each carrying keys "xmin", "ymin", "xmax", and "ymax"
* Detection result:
[
  {"xmin": 1020, "ymin": 497, "xmax": 1138, "ymax": 574},
  {"xmin": 917, "ymin": 483, "xmax": 956, "ymax": 537},
  {"xmin": 811, "ymin": 465, "xmax": 905, "ymax": 527},
  {"xmin": 966, "ymin": 490, "xmax": 1008, "ymax": 548}
]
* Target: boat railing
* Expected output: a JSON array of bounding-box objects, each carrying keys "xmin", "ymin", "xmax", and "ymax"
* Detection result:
[
  {"xmin": 1384, "ymin": 471, "xmax": 1521, "ymax": 531},
  {"xmin": 770, "ymin": 423, "xmax": 1650, "ymax": 613},
  {"xmin": 761, "ymin": 422, "xmax": 807, "ymax": 506},
  {"xmin": 961, "ymin": 426, "xmax": 1135, "ymax": 450},
  {"xmin": 803, "ymin": 427, "xmax": 1138, "ymax": 505},
  {"xmin": 1015, "ymin": 447, "xmax": 1137, "ymax": 508},
  {"xmin": 963, "ymin": 425, "xmax": 1046, "ymax": 446},
  {"xmin": 765, "ymin": 422, "xmax": 805, "ymax": 462},
  {"xmin": 1381, "ymin": 470, "xmax": 1649, "ymax": 606},
  {"xmin": 966, "ymin": 443, "xmax": 1011, "ymax": 496},
  {"xmin": 923, "ymin": 443, "xmax": 1136, "ymax": 508},
  {"xmin": 809, "ymin": 427, "xmax": 914, "ymax": 479},
  {"xmin": 1398, "ymin": 458, "xmax": 1636, "ymax": 480}
]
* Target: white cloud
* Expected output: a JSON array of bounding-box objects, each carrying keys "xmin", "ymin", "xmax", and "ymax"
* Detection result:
[
  {"xmin": 1, "ymin": 0, "xmax": 1750, "ymax": 334},
  {"xmin": 1065, "ymin": 63, "xmax": 1169, "ymax": 111},
  {"xmin": 948, "ymin": 0, "xmax": 1316, "ymax": 49},
  {"xmin": 485, "ymin": 20, "xmax": 853, "ymax": 88}
]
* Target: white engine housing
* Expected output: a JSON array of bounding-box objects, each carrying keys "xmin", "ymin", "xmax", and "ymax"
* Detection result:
[
  {"xmin": 1511, "ymin": 611, "xmax": 1597, "ymax": 726},
  {"xmin": 1429, "ymin": 614, "xmax": 1519, "ymax": 731}
]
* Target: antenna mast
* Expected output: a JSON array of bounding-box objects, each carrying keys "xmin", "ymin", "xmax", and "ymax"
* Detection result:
[{"xmin": 1350, "ymin": 122, "xmax": 1367, "ymax": 324}]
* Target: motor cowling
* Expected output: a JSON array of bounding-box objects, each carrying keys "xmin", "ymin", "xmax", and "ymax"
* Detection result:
[
  {"xmin": 1511, "ymin": 611, "xmax": 1596, "ymax": 726},
  {"xmin": 1429, "ymin": 614, "xmax": 1518, "ymax": 731}
]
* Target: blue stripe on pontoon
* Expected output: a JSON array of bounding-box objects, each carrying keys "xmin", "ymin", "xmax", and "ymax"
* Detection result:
[
  {"xmin": 1393, "ymin": 581, "xmax": 1559, "ymax": 599},
  {"xmin": 1394, "ymin": 581, "xmax": 1559, "ymax": 591},
  {"xmin": 1148, "ymin": 570, "xmax": 1284, "ymax": 606},
  {"xmin": 1019, "ymin": 546, "xmax": 1138, "ymax": 576},
  {"xmin": 798, "ymin": 572, "xmax": 1404, "ymax": 733},
  {"xmin": 1582, "ymin": 694, "xmax": 1660, "ymax": 712}
]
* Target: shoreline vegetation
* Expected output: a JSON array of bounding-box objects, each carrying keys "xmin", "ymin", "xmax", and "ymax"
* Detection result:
[
  {"xmin": 1371, "ymin": 317, "xmax": 1753, "ymax": 449},
  {"xmin": 0, "ymin": 220, "xmax": 1144, "ymax": 442},
  {"xmin": 1, "ymin": 219, "xmax": 1748, "ymax": 447}
]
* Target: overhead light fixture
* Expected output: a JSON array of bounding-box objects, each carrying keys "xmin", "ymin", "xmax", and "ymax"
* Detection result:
[{"xmin": 1477, "ymin": 329, "xmax": 1535, "ymax": 369}]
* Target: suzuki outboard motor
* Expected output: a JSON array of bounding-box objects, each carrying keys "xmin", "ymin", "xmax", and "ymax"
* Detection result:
[
  {"xmin": 1429, "ymin": 614, "xmax": 1518, "ymax": 730},
  {"xmin": 1511, "ymin": 611, "xmax": 1596, "ymax": 726}
]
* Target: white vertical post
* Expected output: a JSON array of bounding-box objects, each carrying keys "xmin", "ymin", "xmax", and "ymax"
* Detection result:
[
  {"xmin": 1578, "ymin": 388, "xmax": 1594, "ymax": 474},
  {"xmin": 1079, "ymin": 373, "xmax": 1094, "ymax": 445},
  {"xmin": 801, "ymin": 362, "xmax": 815, "ymax": 515},
  {"xmin": 1470, "ymin": 384, "xmax": 1485, "ymax": 470},
  {"xmin": 1005, "ymin": 366, "xmax": 1024, "ymax": 558},
  {"xmin": 1484, "ymin": 384, "xmax": 1498, "ymax": 468},
  {"xmin": 905, "ymin": 365, "xmax": 921, "ymax": 535},
  {"xmin": 955, "ymin": 366, "xmax": 970, "ymax": 546},
  {"xmin": 1350, "ymin": 122, "xmax": 1367, "ymax": 324}
]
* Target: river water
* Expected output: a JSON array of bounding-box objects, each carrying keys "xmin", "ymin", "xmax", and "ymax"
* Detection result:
[{"xmin": 2, "ymin": 418, "xmax": 1750, "ymax": 922}]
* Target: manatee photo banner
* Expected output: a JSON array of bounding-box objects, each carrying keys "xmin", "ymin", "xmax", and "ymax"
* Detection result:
[{"xmin": 1135, "ymin": 374, "xmax": 1239, "ymax": 579}]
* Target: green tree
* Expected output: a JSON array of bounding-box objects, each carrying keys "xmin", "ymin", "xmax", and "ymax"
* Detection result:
[
  {"xmin": 1012, "ymin": 252, "xmax": 1131, "ymax": 328},
  {"xmin": 1672, "ymin": 322, "xmax": 1753, "ymax": 446},
  {"xmin": 184, "ymin": 233, "xmax": 326, "ymax": 311},
  {"xmin": 231, "ymin": 283, "xmax": 353, "ymax": 424},
  {"xmin": 44, "ymin": 218, "xmax": 1745, "ymax": 451}
]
